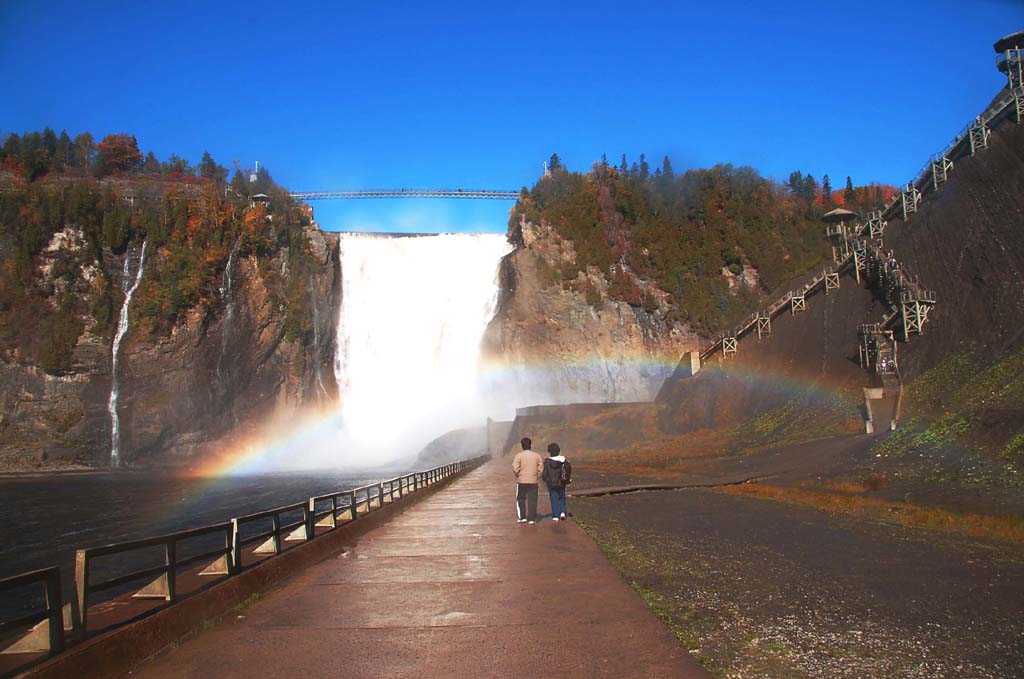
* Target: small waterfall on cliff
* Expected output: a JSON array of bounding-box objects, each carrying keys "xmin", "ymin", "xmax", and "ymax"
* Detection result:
[
  {"xmin": 312, "ymin": 294, "xmax": 328, "ymax": 400},
  {"xmin": 109, "ymin": 240, "xmax": 148, "ymax": 467},
  {"xmin": 332, "ymin": 233, "xmax": 511, "ymax": 466},
  {"xmin": 216, "ymin": 241, "xmax": 240, "ymax": 385}
]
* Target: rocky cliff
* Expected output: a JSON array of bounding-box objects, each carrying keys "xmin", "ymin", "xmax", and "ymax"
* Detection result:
[
  {"xmin": 0, "ymin": 225, "xmax": 340, "ymax": 470},
  {"xmin": 482, "ymin": 218, "xmax": 700, "ymax": 408}
]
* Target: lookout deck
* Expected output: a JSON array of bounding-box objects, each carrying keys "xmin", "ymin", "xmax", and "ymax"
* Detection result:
[{"xmin": 128, "ymin": 460, "xmax": 710, "ymax": 679}]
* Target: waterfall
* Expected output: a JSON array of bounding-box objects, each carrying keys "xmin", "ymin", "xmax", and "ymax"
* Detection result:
[
  {"xmin": 108, "ymin": 240, "xmax": 148, "ymax": 467},
  {"xmin": 216, "ymin": 240, "xmax": 240, "ymax": 384},
  {"xmin": 312, "ymin": 294, "xmax": 328, "ymax": 400},
  {"xmin": 332, "ymin": 233, "xmax": 511, "ymax": 466}
]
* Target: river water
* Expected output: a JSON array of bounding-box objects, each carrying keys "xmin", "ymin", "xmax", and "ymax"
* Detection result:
[{"xmin": 0, "ymin": 470, "xmax": 378, "ymax": 605}]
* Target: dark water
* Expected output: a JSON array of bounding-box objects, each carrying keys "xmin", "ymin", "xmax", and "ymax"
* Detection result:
[{"xmin": 0, "ymin": 471, "xmax": 378, "ymax": 610}]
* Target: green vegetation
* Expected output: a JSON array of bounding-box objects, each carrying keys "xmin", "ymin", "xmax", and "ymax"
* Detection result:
[
  {"xmin": 0, "ymin": 128, "xmax": 319, "ymax": 373},
  {"xmin": 512, "ymin": 154, "xmax": 894, "ymax": 333},
  {"xmin": 874, "ymin": 347, "xmax": 1024, "ymax": 481}
]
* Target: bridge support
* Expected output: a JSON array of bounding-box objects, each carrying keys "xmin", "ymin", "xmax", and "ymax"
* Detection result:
[
  {"xmin": 931, "ymin": 155, "xmax": 953, "ymax": 191},
  {"xmin": 865, "ymin": 210, "xmax": 886, "ymax": 240},
  {"xmin": 901, "ymin": 183, "xmax": 921, "ymax": 220},
  {"xmin": 756, "ymin": 314, "xmax": 771, "ymax": 340},
  {"xmin": 790, "ymin": 293, "xmax": 806, "ymax": 315},
  {"xmin": 969, "ymin": 119, "xmax": 990, "ymax": 155},
  {"xmin": 824, "ymin": 272, "xmax": 840, "ymax": 294},
  {"xmin": 899, "ymin": 289, "xmax": 936, "ymax": 340},
  {"xmin": 722, "ymin": 336, "xmax": 737, "ymax": 358}
]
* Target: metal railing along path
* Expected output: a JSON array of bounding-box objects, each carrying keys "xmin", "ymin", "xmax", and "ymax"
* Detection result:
[{"xmin": 0, "ymin": 455, "xmax": 487, "ymax": 676}]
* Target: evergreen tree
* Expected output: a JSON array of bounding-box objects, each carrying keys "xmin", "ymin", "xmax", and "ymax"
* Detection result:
[
  {"xmin": 821, "ymin": 174, "xmax": 832, "ymax": 204},
  {"xmin": 801, "ymin": 174, "xmax": 819, "ymax": 202},
  {"xmin": 620, "ymin": 153, "xmax": 628, "ymax": 177},
  {"xmin": 639, "ymin": 153, "xmax": 649, "ymax": 180},
  {"xmin": 600, "ymin": 153, "xmax": 609, "ymax": 170},
  {"xmin": 199, "ymin": 150, "xmax": 228, "ymax": 185},
  {"xmin": 72, "ymin": 132, "xmax": 94, "ymax": 168},
  {"xmin": 548, "ymin": 153, "xmax": 562, "ymax": 173},
  {"xmin": 844, "ymin": 176, "xmax": 856, "ymax": 207},
  {"xmin": 56, "ymin": 131, "xmax": 72, "ymax": 168},
  {"xmin": 661, "ymin": 155, "xmax": 674, "ymax": 179},
  {"xmin": 142, "ymin": 152, "xmax": 161, "ymax": 175}
]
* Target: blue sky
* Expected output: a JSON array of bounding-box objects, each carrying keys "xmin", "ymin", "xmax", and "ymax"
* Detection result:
[{"xmin": 1, "ymin": 1, "xmax": 1021, "ymax": 233}]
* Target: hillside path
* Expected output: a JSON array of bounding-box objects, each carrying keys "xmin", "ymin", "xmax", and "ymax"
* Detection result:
[{"xmin": 130, "ymin": 460, "xmax": 711, "ymax": 678}]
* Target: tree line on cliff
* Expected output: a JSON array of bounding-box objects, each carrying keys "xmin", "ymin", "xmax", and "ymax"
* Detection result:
[
  {"xmin": 512, "ymin": 153, "xmax": 895, "ymax": 334},
  {"xmin": 0, "ymin": 129, "xmax": 318, "ymax": 374}
]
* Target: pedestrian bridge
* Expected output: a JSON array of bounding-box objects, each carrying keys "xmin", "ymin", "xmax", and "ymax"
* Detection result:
[{"xmin": 290, "ymin": 188, "xmax": 520, "ymax": 200}]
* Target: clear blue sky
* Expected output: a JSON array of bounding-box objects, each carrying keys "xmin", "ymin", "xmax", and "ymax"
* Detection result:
[{"xmin": 1, "ymin": 1, "xmax": 1021, "ymax": 233}]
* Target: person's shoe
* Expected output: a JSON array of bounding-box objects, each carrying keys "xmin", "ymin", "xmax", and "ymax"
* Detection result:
[
  {"xmin": 528, "ymin": 520, "xmax": 535, "ymax": 525},
  {"xmin": 517, "ymin": 519, "xmax": 527, "ymax": 523},
  {"xmin": 552, "ymin": 517, "xmax": 559, "ymax": 521},
  {"xmin": 560, "ymin": 513, "xmax": 566, "ymax": 520}
]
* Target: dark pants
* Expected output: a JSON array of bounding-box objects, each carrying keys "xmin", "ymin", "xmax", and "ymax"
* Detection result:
[
  {"xmin": 548, "ymin": 486, "xmax": 567, "ymax": 518},
  {"xmin": 516, "ymin": 483, "xmax": 538, "ymax": 521}
]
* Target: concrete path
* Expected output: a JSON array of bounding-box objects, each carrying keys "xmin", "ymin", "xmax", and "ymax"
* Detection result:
[{"xmin": 131, "ymin": 461, "xmax": 711, "ymax": 678}]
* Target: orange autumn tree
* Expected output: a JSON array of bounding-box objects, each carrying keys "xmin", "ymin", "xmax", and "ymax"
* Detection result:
[{"xmin": 95, "ymin": 133, "xmax": 142, "ymax": 175}]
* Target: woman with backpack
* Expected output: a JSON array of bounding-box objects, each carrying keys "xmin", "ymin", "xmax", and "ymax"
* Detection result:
[{"xmin": 542, "ymin": 443, "xmax": 571, "ymax": 521}]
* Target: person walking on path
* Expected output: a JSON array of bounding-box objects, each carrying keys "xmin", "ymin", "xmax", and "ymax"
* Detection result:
[
  {"xmin": 512, "ymin": 437, "xmax": 544, "ymax": 524},
  {"xmin": 542, "ymin": 442, "xmax": 572, "ymax": 521}
]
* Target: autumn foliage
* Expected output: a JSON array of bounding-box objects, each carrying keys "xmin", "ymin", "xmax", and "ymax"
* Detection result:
[{"xmin": 512, "ymin": 155, "xmax": 895, "ymax": 334}]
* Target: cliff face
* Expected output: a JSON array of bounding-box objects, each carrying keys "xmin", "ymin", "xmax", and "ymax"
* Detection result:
[
  {"xmin": 482, "ymin": 219, "xmax": 700, "ymax": 408},
  {"xmin": 0, "ymin": 227, "xmax": 340, "ymax": 470}
]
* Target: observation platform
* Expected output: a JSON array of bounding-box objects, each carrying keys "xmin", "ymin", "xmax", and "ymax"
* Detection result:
[{"xmin": 129, "ymin": 460, "xmax": 710, "ymax": 678}]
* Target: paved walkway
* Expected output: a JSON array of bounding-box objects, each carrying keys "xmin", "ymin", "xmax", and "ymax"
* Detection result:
[{"xmin": 132, "ymin": 461, "xmax": 710, "ymax": 678}]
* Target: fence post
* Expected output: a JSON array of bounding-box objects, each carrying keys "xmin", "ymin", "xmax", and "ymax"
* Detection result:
[
  {"xmin": 231, "ymin": 518, "xmax": 242, "ymax": 572},
  {"xmin": 271, "ymin": 513, "xmax": 282, "ymax": 554},
  {"xmin": 302, "ymin": 502, "xmax": 313, "ymax": 540},
  {"xmin": 44, "ymin": 568, "xmax": 65, "ymax": 654},
  {"xmin": 165, "ymin": 540, "xmax": 176, "ymax": 602},
  {"xmin": 224, "ymin": 522, "xmax": 236, "ymax": 575},
  {"xmin": 307, "ymin": 498, "xmax": 318, "ymax": 538},
  {"xmin": 74, "ymin": 550, "xmax": 87, "ymax": 640}
]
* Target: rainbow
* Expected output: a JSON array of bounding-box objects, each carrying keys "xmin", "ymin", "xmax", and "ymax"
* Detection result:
[{"xmin": 180, "ymin": 348, "xmax": 854, "ymax": 479}]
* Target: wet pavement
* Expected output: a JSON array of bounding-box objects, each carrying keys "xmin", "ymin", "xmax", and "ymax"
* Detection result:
[{"xmin": 130, "ymin": 460, "xmax": 711, "ymax": 678}]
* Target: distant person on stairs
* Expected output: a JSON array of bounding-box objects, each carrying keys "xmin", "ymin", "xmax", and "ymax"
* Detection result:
[
  {"xmin": 542, "ymin": 443, "xmax": 571, "ymax": 521},
  {"xmin": 512, "ymin": 437, "xmax": 543, "ymax": 524}
]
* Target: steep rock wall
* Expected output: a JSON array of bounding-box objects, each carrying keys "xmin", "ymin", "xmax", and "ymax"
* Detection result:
[
  {"xmin": 482, "ymin": 219, "xmax": 700, "ymax": 409},
  {"xmin": 0, "ymin": 227, "xmax": 340, "ymax": 469}
]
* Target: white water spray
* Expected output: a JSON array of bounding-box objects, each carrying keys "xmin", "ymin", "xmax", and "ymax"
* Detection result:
[
  {"xmin": 109, "ymin": 240, "xmax": 148, "ymax": 467},
  {"xmin": 331, "ymin": 233, "xmax": 511, "ymax": 467}
]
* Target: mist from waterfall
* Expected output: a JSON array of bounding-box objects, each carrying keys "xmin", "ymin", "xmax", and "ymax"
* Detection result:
[
  {"xmin": 109, "ymin": 240, "xmax": 148, "ymax": 467},
  {"xmin": 331, "ymin": 233, "xmax": 512, "ymax": 467}
]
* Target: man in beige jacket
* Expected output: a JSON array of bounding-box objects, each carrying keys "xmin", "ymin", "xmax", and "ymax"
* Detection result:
[{"xmin": 512, "ymin": 437, "xmax": 544, "ymax": 524}]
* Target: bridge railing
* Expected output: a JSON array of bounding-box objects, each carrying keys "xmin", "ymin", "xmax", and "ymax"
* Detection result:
[
  {"xmin": 290, "ymin": 188, "xmax": 520, "ymax": 201},
  {"xmin": 0, "ymin": 566, "xmax": 65, "ymax": 666},
  {"xmin": 74, "ymin": 522, "xmax": 233, "ymax": 638},
  {"xmin": 0, "ymin": 454, "xmax": 488, "ymax": 669},
  {"xmin": 231, "ymin": 502, "xmax": 310, "ymax": 570}
]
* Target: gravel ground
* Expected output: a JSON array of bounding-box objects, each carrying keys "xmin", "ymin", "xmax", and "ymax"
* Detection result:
[{"xmin": 573, "ymin": 488, "xmax": 1024, "ymax": 678}]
